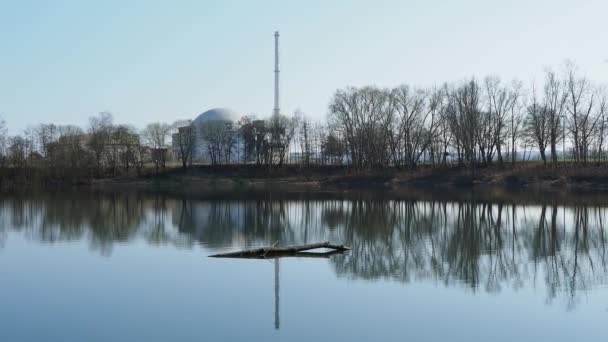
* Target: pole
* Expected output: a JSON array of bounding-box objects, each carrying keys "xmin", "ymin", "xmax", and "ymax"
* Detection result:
[{"xmin": 274, "ymin": 31, "xmax": 280, "ymax": 116}]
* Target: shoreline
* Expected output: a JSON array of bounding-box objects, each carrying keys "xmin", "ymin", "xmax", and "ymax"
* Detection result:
[
  {"xmin": 92, "ymin": 164, "xmax": 608, "ymax": 192},
  {"xmin": 5, "ymin": 163, "xmax": 608, "ymax": 193}
]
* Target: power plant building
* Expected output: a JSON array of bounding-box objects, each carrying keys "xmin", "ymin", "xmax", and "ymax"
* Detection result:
[{"xmin": 172, "ymin": 31, "xmax": 281, "ymax": 164}]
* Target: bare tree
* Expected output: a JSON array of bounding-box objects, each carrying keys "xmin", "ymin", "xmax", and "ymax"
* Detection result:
[
  {"xmin": 132, "ymin": 134, "xmax": 148, "ymax": 176},
  {"xmin": 294, "ymin": 110, "xmax": 313, "ymax": 166},
  {"xmin": 251, "ymin": 119, "xmax": 269, "ymax": 165},
  {"xmin": 594, "ymin": 89, "xmax": 608, "ymax": 162},
  {"xmin": 34, "ymin": 123, "xmax": 59, "ymax": 158},
  {"xmin": 565, "ymin": 64, "xmax": 600, "ymax": 164},
  {"xmin": 543, "ymin": 70, "xmax": 567, "ymax": 165},
  {"xmin": 172, "ymin": 120, "xmax": 196, "ymax": 169},
  {"xmin": 112, "ymin": 125, "xmax": 139, "ymax": 174},
  {"xmin": 524, "ymin": 87, "xmax": 550, "ymax": 164},
  {"xmin": 8, "ymin": 136, "xmax": 28, "ymax": 168},
  {"xmin": 311, "ymin": 122, "xmax": 326, "ymax": 165},
  {"xmin": 445, "ymin": 79, "xmax": 482, "ymax": 173},
  {"xmin": 88, "ymin": 112, "xmax": 113, "ymax": 176},
  {"xmin": 200, "ymin": 120, "xmax": 238, "ymax": 165},
  {"xmin": 268, "ymin": 113, "xmax": 297, "ymax": 166},
  {"xmin": 485, "ymin": 77, "xmax": 518, "ymax": 165},
  {"xmin": 0, "ymin": 117, "xmax": 8, "ymax": 169},
  {"xmin": 142, "ymin": 122, "xmax": 171, "ymax": 173},
  {"xmin": 328, "ymin": 87, "xmax": 393, "ymax": 169},
  {"xmin": 507, "ymin": 83, "xmax": 524, "ymax": 165},
  {"xmin": 238, "ymin": 116, "xmax": 257, "ymax": 164},
  {"xmin": 322, "ymin": 132, "xmax": 345, "ymax": 165},
  {"xmin": 388, "ymin": 85, "xmax": 442, "ymax": 169},
  {"xmin": 430, "ymin": 89, "xmax": 453, "ymax": 166},
  {"xmin": 47, "ymin": 125, "xmax": 92, "ymax": 178}
]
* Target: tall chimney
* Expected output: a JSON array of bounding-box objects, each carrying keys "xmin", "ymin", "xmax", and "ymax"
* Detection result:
[{"xmin": 273, "ymin": 31, "xmax": 280, "ymax": 116}]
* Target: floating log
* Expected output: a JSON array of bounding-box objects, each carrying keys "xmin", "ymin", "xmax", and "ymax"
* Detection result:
[
  {"xmin": 208, "ymin": 241, "xmax": 350, "ymax": 258},
  {"xmin": 212, "ymin": 250, "xmax": 346, "ymax": 259}
]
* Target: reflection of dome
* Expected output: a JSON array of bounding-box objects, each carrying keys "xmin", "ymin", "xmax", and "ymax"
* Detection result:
[{"xmin": 193, "ymin": 108, "xmax": 241, "ymax": 125}]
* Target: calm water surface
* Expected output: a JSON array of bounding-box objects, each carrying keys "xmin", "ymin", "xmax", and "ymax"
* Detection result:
[{"xmin": 1, "ymin": 190, "xmax": 607, "ymax": 341}]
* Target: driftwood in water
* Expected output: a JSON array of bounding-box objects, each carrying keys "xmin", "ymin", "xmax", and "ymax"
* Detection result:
[
  {"xmin": 212, "ymin": 250, "xmax": 346, "ymax": 260},
  {"xmin": 208, "ymin": 241, "xmax": 350, "ymax": 259}
]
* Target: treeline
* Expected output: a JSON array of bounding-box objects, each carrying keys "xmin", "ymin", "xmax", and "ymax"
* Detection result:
[
  {"xmin": 181, "ymin": 62, "xmax": 608, "ymax": 172},
  {"xmin": 328, "ymin": 63, "xmax": 607, "ymax": 171},
  {"xmin": 0, "ymin": 112, "xmax": 182, "ymax": 183},
  {"xmin": 175, "ymin": 111, "xmax": 345, "ymax": 168},
  {"xmin": 1, "ymin": 63, "xmax": 607, "ymax": 184}
]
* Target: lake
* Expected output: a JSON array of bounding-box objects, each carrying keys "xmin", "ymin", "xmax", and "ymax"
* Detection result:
[{"xmin": 1, "ymin": 189, "xmax": 607, "ymax": 341}]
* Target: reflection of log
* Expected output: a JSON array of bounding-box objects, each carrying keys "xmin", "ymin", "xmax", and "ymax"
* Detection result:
[
  {"xmin": 208, "ymin": 241, "xmax": 350, "ymax": 258},
  {"xmin": 213, "ymin": 250, "xmax": 346, "ymax": 259}
]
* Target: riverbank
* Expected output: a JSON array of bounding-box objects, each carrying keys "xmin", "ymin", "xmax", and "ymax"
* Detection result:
[{"xmin": 87, "ymin": 163, "xmax": 608, "ymax": 192}]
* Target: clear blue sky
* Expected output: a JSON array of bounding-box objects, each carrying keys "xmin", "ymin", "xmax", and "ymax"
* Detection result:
[{"xmin": 1, "ymin": 0, "xmax": 608, "ymax": 134}]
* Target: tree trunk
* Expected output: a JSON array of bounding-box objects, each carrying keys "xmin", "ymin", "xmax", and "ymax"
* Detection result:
[
  {"xmin": 496, "ymin": 142, "xmax": 503, "ymax": 165},
  {"xmin": 540, "ymin": 148, "xmax": 547, "ymax": 165},
  {"xmin": 550, "ymin": 134, "xmax": 558, "ymax": 166},
  {"xmin": 209, "ymin": 241, "xmax": 350, "ymax": 258}
]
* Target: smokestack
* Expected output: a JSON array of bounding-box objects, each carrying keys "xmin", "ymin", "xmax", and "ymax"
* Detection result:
[{"xmin": 273, "ymin": 31, "xmax": 280, "ymax": 116}]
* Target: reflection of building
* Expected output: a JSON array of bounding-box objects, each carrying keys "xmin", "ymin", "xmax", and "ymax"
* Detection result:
[{"xmin": 172, "ymin": 108, "xmax": 244, "ymax": 163}]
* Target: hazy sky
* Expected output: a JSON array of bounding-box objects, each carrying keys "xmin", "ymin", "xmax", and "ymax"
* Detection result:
[{"xmin": 1, "ymin": 0, "xmax": 608, "ymax": 134}]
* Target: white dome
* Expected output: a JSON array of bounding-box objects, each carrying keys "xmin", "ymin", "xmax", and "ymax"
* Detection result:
[{"xmin": 193, "ymin": 108, "xmax": 241, "ymax": 125}]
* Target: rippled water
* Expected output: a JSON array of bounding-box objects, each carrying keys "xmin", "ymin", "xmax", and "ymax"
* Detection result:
[{"xmin": 1, "ymin": 189, "xmax": 607, "ymax": 341}]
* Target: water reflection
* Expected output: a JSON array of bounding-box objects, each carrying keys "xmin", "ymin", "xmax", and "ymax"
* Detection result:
[{"xmin": 2, "ymin": 191, "xmax": 608, "ymax": 308}]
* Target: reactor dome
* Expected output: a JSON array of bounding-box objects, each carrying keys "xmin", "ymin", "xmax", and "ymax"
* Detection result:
[{"xmin": 193, "ymin": 108, "xmax": 241, "ymax": 126}]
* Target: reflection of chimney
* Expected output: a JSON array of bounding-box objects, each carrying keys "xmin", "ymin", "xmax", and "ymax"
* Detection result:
[
  {"xmin": 274, "ymin": 258, "xmax": 280, "ymax": 330},
  {"xmin": 273, "ymin": 31, "xmax": 280, "ymax": 116}
]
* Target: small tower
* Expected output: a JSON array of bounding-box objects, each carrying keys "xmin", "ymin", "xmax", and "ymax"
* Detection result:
[{"xmin": 273, "ymin": 31, "xmax": 280, "ymax": 116}]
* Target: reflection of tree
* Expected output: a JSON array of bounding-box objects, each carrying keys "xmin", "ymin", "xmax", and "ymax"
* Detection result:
[
  {"xmin": 2, "ymin": 192, "xmax": 179, "ymax": 254},
  {"xmin": 2, "ymin": 191, "xmax": 608, "ymax": 307},
  {"xmin": 172, "ymin": 198, "xmax": 365, "ymax": 250},
  {"xmin": 174, "ymin": 199, "xmax": 300, "ymax": 248},
  {"xmin": 520, "ymin": 204, "xmax": 608, "ymax": 309},
  {"xmin": 329, "ymin": 199, "xmax": 608, "ymax": 308}
]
